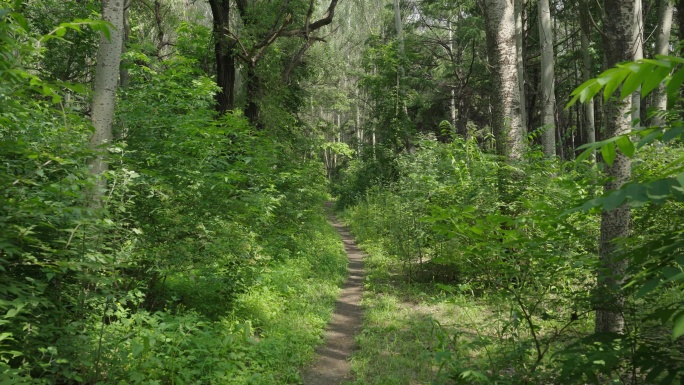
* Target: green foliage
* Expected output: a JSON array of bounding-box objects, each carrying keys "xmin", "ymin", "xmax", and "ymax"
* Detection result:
[
  {"xmin": 1, "ymin": 5, "xmax": 349, "ymax": 383},
  {"xmin": 340, "ymin": 53, "xmax": 684, "ymax": 384}
]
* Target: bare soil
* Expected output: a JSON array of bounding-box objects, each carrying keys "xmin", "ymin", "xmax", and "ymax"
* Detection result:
[{"xmin": 301, "ymin": 210, "xmax": 364, "ymax": 385}]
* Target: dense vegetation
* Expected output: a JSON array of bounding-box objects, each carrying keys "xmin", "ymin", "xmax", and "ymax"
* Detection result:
[
  {"xmin": 1, "ymin": 1, "xmax": 347, "ymax": 383},
  {"xmin": 2, "ymin": 0, "xmax": 684, "ymax": 384}
]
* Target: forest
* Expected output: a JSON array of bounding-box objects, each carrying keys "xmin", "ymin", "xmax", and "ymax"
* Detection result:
[{"xmin": 1, "ymin": 0, "xmax": 683, "ymax": 384}]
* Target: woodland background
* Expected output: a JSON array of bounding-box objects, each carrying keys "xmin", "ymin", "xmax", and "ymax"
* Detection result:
[{"xmin": 1, "ymin": 0, "xmax": 684, "ymax": 383}]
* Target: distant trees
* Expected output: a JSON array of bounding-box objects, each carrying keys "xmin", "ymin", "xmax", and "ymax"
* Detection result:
[{"xmin": 208, "ymin": 0, "xmax": 340, "ymax": 123}]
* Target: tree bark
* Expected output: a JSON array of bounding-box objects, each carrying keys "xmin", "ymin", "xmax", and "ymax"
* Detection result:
[
  {"xmin": 209, "ymin": 0, "xmax": 236, "ymax": 114},
  {"xmin": 596, "ymin": 0, "xmax": 635, "ymax": 335},
  {"xmin": 653, "ymin": 0, "xmax": 674, "ymax": 125},
  {"xmin": 538, "ymin": 0, "xmax": 556, "ymax": 157},
  {"xmin": 579, "ymin": 3, "xmax": 596, "ymax": 160},
  {"xmin": 631, "ymin": 0, "xmax": 643, "ymax": 125},
  {"xmin": 514, "ymin": 0, "xmax": 526, "ymax": 135},
  {"xmin": 484, "ymin": 0, "xmax": 524, "ymax": 161},
  {"xmin": 89, "ymin": 0, "xmax": 124, "ymax": 203},
  {"xmin": 119, "ymin": 0, "xmax": 131, "ymax": 88},
  {"xmin": 244, "ymin": 63, "xmax": 260, "ymax": 125}
]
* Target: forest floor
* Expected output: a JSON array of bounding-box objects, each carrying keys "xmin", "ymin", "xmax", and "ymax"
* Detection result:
[{"xmin": 301, "ymin": 206, "xmax": 365, "ymax": 385}]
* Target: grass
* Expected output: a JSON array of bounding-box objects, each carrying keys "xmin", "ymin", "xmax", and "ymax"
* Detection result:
[
  {"xmin": 82, "ymin": 211, "xmax": 349, "ymax": 385},
  {"xmin": 342, "ymin": 235, "xmax": 594, "ymax": 385}
]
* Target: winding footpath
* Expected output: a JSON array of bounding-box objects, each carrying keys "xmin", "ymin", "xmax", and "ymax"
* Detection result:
[{"xmin": 301, "ymin": 211, "xmax": 365, "ymax": 385}]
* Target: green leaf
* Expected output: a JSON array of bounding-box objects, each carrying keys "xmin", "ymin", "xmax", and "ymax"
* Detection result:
[
  {"xmin": 666, "ymin": 67, "xmax": 684, "ymax": 105},
  {"xmin": 603, "ymin": 189, "xmax": 627, "ymax": 211},
  {"xmin": 625, "ymin": 183, "xmax": 648, "ymax": 206},
  {"xmin": 601, "ymin": 142, "xmax": 616, "ymax": 166},
  {"xmin": 642, "ymin": 65, "xmax": 671, "ymax": 97},
  {"xmin": 602, "ymin": 68, "xmax": 630, "ymax": 101},
  {"xmin": 9, "ymin": 12, "xmax": 29, "ymax": 32},
  {"xmin": 567, "ymin": 78, "xmax": 599, "ymax": 108},
  {"xmin": 647, "ymin": 179, "xmax": 674, "ymax": 201},
  {"xmin": 635, "ymin": 277, "xmax": 661, "ymax": 298},
  {"xmin": 637, "ymin": 128, "xmax": 663, "ymax": 148},
  {"xmin": 673, "ymin": 313, "xmax": 684, "ymax": 340},
  {"xmin": 620, "ymin": 63, "xmax": 654, "ymax": 99},
  {"xmin": 662, "ymin": 124, "xmax": 684, "ymax": 143},
  {"xmin": 615, "ymin": 136, "xmax": 634, "ymax": 157}
]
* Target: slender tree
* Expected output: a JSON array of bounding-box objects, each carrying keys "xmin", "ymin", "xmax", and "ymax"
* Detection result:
[
  {"xmin": 208, "ymin": 0, "xmax": 236, "ymax": 114},
  {"xmin": 596, "ymin": 0, "xmax": 635, "ymax": 335},
  {"xmin": 538, "ymin": 0, "xmax": 555, "ymax": 156},
  {"xmin": 514, "ymin": 0, "xmax": 526, "ymax": 134},
  {"xmin": 89, "ymin": 0, "xmax": 124, "ymax": 202},
  {"xmin": 653, "ymin": 0, "xmax": 674, "ymax": 125},
  {"xmin": 631, "ymin": 0, "xmax": 643, "ymax": 124},
  {"xmin": 579, "ymin": 3, "xmax": 596, "ymax": 158}
]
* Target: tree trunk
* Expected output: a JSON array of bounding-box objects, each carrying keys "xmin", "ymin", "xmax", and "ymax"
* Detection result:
[
  {"xmin": 484, "ymin": 0, "xmax": 524, "ymax": 161},
  {"xmin": 244, "ymin": 63, "xmax": 260, "ymax": 125},
  {"xmin": 119, "ymin": 0, "xmax": 131, "ymax": 88},
  {"xmin": 209, "ymin": 0, "xmax": 236, "ymax": 114},
  {"xmin": 631, "ymin": 0, "xmax": 643, "ymax": 125},
  {"xmin": 538, "ymin": 0, "xmax": 556, "ymax": 157},
  {"xmin": 89, "ymin": 0, "xmax": 124, "ymax": 203},
  {"xmin": 579, "ymin": 4, "xmax": 596, "ymax": 159},
  {"xmin": 679, "ymin": 1, "xmax": 684, "ymax": 52},
  {"xmin": 514, "ymin": 0, "xmax": 527, "ymax": 135},
  {"xmin": 596, "ymin": 0, "xmax": 635, "ymax": 335},
  {"xmin": 653, "ymin": 0, "xmax": 674, "ymax": 125}
]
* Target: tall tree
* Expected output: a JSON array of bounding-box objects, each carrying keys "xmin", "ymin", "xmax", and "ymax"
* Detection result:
[
  {"xmin": 653, "ymin": 0, "xmax": 674, "ymax": 125},
  {"xmin": 579, "ymin": 2, "xmax": 596, "ymax": 158},
  {"xmin": 538, "ymin": 0, "xmax": 555, "ymax": 156},
  {"xmin": 208, "ymin": 0, "xmax": 236, "ymax": 114},
  {"xmin": 89, "ymin": 0, "xmax": 124, "ymax": 202},
  {"xmin": 514, "ymin": 0, "xmax": 526, "ymax": 134},
  {"xmin": 483, "ymin": 0, "xmax": 524, "ymax": 161},
  {"xmin": 631, "ymin": 0, "xmax": 643, "ymax": 124},
  {"xmin": 595, "ymin": 0, "xmax": 635, "ymax": 335}
]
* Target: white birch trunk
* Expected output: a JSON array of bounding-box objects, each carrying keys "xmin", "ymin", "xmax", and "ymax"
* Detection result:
[
  {"xmin": 89, "ymin": 0, "xmax": 124, "ymax": 201},
  {"xmin": 653, "ymin": 0, "xmax": 674, "ymax": 125},
  {"xmin": 484, "ymin": 0, "xmax": 524, "ymax": 161},
  {"xmin": 538, "ymin": 0, "xmax": 556, "ymax": 157},
  {"xmin": 514, "ymin": 0, "xmax": 526, "ymax": 135},
  {"xmin": 631, "ymin": 0, "xmax": 643, "ymax": 125},
  {"xmin": 596, "ymin": 0, "xmax": 635, "ymax": 335},
  {"xmin": 579, "ymin": 6, "xmax": 596, "ymax": 157}
]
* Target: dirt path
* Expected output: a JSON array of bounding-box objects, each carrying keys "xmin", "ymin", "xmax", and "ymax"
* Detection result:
[{"xmin": 301, "ymin": 210, "xmax": 364, "ymax": 385}]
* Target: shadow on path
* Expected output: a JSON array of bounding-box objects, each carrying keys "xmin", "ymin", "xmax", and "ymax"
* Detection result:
[{"xmin": 301, "ymin": 203, "xmax": 364, "ymax": 385}]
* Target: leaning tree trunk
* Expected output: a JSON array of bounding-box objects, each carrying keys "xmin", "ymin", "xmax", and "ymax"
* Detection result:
[
  {"xmin": 484, "ymin": 0, "xmax": 524, "ymax": 161},
  {"xmin": 538, "ymin": 0, "xmax": 556, "ymax": 157},
  {"xmin": 89, "ymin": 0, "xmax": 124, "ymax": 203},
  {"xmin": 209, "ymin": 0, "xmax": 236, "ymax": 114},
  {"xmin": 596, "ymin": 0, "xmax": 635, "ymax": 335},
  {"xmin": 653, "ymin": 0, "xmax": 674, "ymax": 125}
]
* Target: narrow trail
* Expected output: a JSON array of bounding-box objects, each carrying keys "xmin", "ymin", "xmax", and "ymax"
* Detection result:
[{"xmin": 301, "ymin": 208, "xmax": 365, "ymax": 385}]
